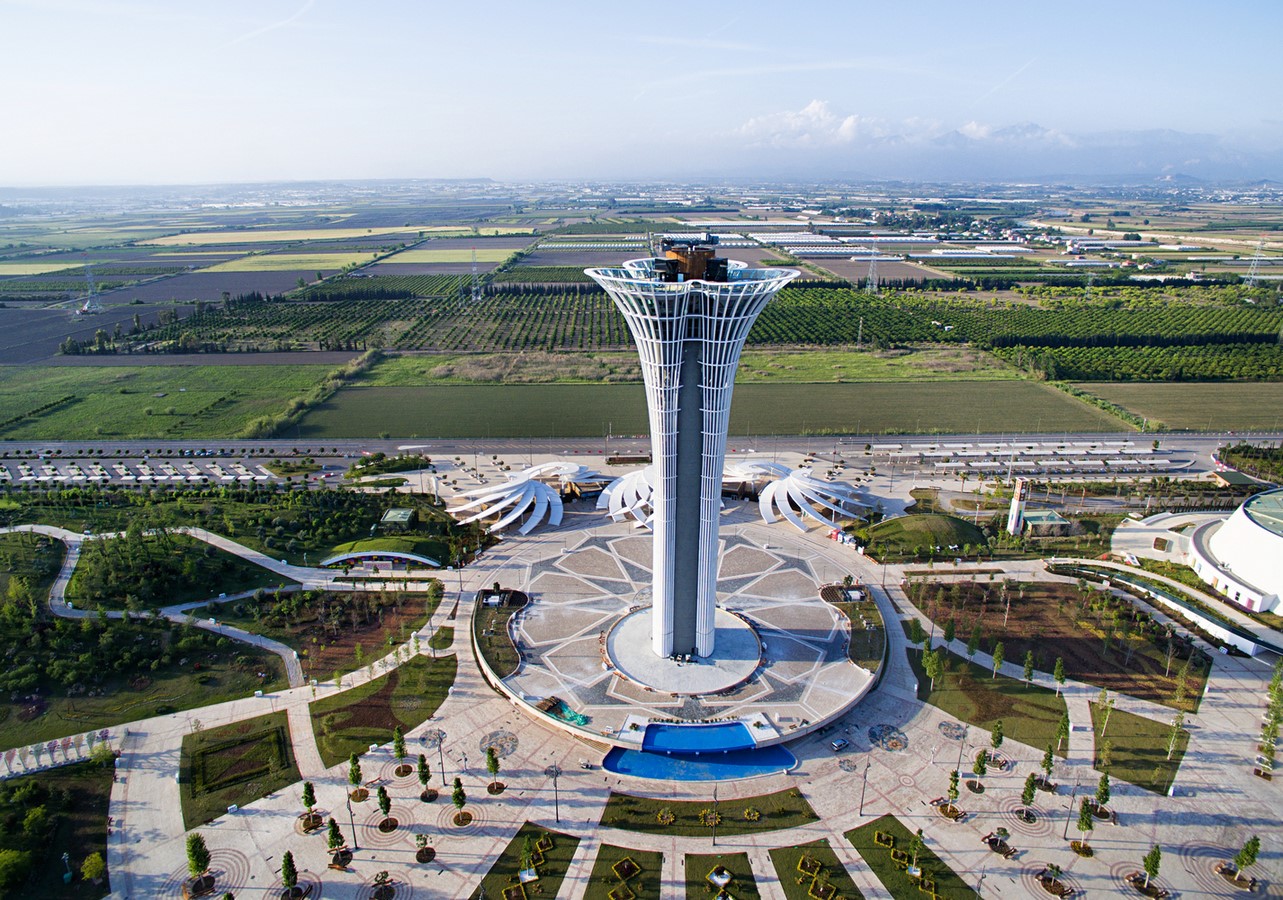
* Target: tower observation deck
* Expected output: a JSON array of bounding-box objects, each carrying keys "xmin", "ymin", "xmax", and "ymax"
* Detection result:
[{"xmin": 587, "ymin": 236, "xmax": 798, "ymax": 658}]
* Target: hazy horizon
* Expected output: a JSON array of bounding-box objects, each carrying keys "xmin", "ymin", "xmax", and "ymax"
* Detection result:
[{"xmin": 3, "ymin": 0, "xmax": 1282, "ymax": 187}]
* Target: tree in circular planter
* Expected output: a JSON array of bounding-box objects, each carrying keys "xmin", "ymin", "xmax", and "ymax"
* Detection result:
[
  {"xmin": 1141, "ymin": 844, "xmax": 1162, "ymax": 892},
  {"xmin": 415, "ymin": 833, "xmax": 435, "ymax": 864},
  {"xmin": 326, "ymin": 817, "xmax": 351, "ymax": 868},
  {"xmin": 1094, "ymin": 773, "xmax": 1111, "ymax": 817},
  {"xmin": 300, "ymin": 782, "xmax": 321, "ymax": 831},
  {"xmin": 371, "ymin": 870, "xmax": 394, "ymax": 900},
  {"xmin": 393, "ymin": 727, "xmax": 411, "ymax": 777},
  {"xmin": 969, "ymin": 749, "xmax": 988, "ymax": 793},
  {"xmin": 376, "ymin": 785, "xmax": 397, "ymax": 832},
  {"xmin": 280, "ymin": 851, "xmax": 298, "ymax": 899},
  {"xmin": 451, "ymin": 777, "xmax": 469, "ymax": 826},
  {"xmin": 417, "ymin": 754, "xmax": 436, "ymax": 802},
  {"xmin": 1020, "ymin": 772, "xmax": 1038, "ymax": 823},
  {"xmin": 348, "ymin": 753, "xmax": 366, "ymax": 802},
  {"xmin": 1072, "ymin": 798, "xmax": 1095, "ymax": 856},
  {"xmin": 485, "ymin": 746, "xmax": 504, "ymax": 794},
  {"xmin": 186, "ymin": 832, "xmax": 214, "ymax": 896}
]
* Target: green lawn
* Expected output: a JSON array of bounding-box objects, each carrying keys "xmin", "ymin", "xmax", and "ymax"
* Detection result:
[
  {"xmin": 325, "ymin": 535, "xmax": 447, "ymax": 563},
  {"xmin": 202, "ymin": 251, "xmax": 378, "ymax": 272},
  {"xmin": 468, "ymin": 823, "xmax": 579, "ymax": 900},
  {"xmin": 847, "ymin": 815, "xmax": 978, "ymax": 899},
  {"xmin": 770, "ymin": 839, "xmax": 865, "ymax": 900},
  {"xmin": 584, "ymin": 845, "xmax": 664, "ymax": 900},
  {"xmin": 685, "ymin": 852, "xmax": 761, "ymax": 900},
  {"xmin": 600, "ymin": 788, "xmax": 819, "ymax": 837},
  {"xmin": 0, "ymin": 760, "xmax": 113, "ymax": 899},
  {"xmin": 865, "ymin": 515, "xmax": 986, "ymax": 562},
  {"xmin": 1090, "ymin": 701, "xmax": 1188, "ymax": 794},
  {"xmin": 178, "ymin": 711, "xmax": 300, "ymax": 829},
  {"xmin": 298, "ymin": 381, "xmax": 1129, "ymax": 439},
  {"xmin": 474, "ymin": 598, "xmax": 526, "ymax": 679},
  {"xmin": 309, "ymin": 654, "xmax": 457, "ymax": 767},
  {"xmin": 737, "ymin": 347, "xmax": 1020, "ymax": 382},
  {"xmin": 1074, "ymin": 382, "xmax": 1283, "ymax": 431},
  {"xmin": 428, "ymin": 624, "xmax": 454, "ymax": 651},
  {"xmin": 0, "ymin": 365, "xmax": 336, "ymax": 440},
  {"xmin": 906, "ymin": 647, "xmax": 1069, "ymax": 756}
]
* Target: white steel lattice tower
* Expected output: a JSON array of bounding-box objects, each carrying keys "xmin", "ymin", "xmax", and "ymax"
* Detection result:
[{"xmin": 588, "ymin": 237, "xmax": 798, "ymax": 657}]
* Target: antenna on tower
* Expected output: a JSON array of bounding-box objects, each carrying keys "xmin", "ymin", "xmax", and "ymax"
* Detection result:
[
  {"xmin": 1245, "ymin": 234, "xmax": 1266, "ymax": 290},
  {"xmin": 865, "ymin": 254, "xmax": 878, "ymax": 295},
  {"xmin": 470, "ymin": 248, "xmax": 481, "ymax": 303}
]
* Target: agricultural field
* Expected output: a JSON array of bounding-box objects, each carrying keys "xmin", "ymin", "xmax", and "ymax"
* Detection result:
[
  {"xmin": 0, "ymin": 262, "xmax": 87, "ymax": 277},
  {"xmin": 356, "ymin": 352, "xmax": 643, "ymax": 385},
  {"xmin": 295, "ymin": 274, "xmax": 465, "ymax": 299},
  {"xmin": 199, "ymin": 251, "xmax": 379, "ymax": 273},
  {"xmin": 737, "ymin": 347, "xmax": 1019, "ymax": 382},
  {"xmin": 298, "ymin": 379, "xmax": 1127, "ymax": 438},
  {"xmin": 382, "ymin": 247, "xmax": 515, "ymax": 264},
  {"xmin": 143, "ymin": 226, "xmax": 427, "ymax": 246},
  {"xmin": 1073, "ymin": 382, "xmax": 1283, "ymax": 431},
  {"xmin": 492, "ymin": 265, "xmax": 596, "ymax": 284},
  {"xmin": 0, "ymin": 364, "xmax": 338, "ymax": 440}
]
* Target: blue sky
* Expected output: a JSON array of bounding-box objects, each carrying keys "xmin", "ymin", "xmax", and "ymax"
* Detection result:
[{"xmin": 2, "ymin": 0, "xmax": 1281, "ymax": 184}]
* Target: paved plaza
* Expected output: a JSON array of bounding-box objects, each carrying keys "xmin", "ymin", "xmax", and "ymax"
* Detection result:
[{"xmin": 2, "ymin": 458, "xmax": 1280, "ymax": 898}]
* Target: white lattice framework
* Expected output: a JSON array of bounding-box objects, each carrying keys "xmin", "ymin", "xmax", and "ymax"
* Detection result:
[
  {"xmin": 587, "ymin": 259, "xmax": 798, "ymax": 656},
  {"xmin": 449, "ymin": 462, "xmax": 608, "ymax": 535},
  {"xmin": 600, "ymin": 462, "xmax": 868, "ymax": 532}
]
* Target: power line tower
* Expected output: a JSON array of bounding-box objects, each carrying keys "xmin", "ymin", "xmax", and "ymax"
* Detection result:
[
  {"xmin": 79, "ymin": 265, "xmax": 102, "ymax": 314},
  {"xmin": 470, "ymin": 249, "xmax": 482, "ymax": 303},
  {"xmin": 1245, "ymin": 235, "xmax": 1266, "ymax": 290},
  {"xmin": 865, "ymin": 254, "xmax": 878, "ymax": 294}
]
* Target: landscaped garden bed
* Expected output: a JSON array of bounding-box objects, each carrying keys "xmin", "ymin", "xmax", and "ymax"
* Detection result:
[
  {"xmin": 178, "ymin": 711, "xmax": 300, "ymax": 829},
  {"xmin": 468, "ymin": 822, "xmax": 579, "ymax": 900},
  {"xmin": 600, "ymin": 789, "xmax": 818, "ymax": 837},
  {"xmin": 584, "ymin": 845, "xmax": 664, "ymax": 900},
  {"xmin": 684, "ymin": 853, "xmax": 760, "ymax": 900},
  {"xmin": 769, "ymin": 839, "xmax": 865, "ymax": 900},
  {"xmin": 847, "ymin": 814, "xmax": 977, "ymax": 899}
]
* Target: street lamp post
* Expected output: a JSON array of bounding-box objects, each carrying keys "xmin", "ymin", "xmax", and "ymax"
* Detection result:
[
  {"xmin": 1062, "ymin": 775, "xmax": 1081, "ymax": 840},
  {"xmin": 544, "ymin": 764, "xmax": 562, "ymax": 823},
  {"xmin": 954, "ymin": 725, "xmax": 970, "ymax": 774},
  {"xmin": 859, "ymin": 759, "xmax": 871, "ymax": 815},
  {"xmin": 433, "ymin": 730, "xmax": 447, "ymax": 788},
  {"xmin": 346, "ymin": 792, "xmax": 359, "ymax": 851},
  {"xmin": 712, "ymin": 783, "xmax": 718, "ymax": 847}
]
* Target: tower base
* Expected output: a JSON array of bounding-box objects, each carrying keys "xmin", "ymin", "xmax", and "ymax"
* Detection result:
[{"xmin": 607, "ymin": 607, "xmax": 761, "ymax": 695}]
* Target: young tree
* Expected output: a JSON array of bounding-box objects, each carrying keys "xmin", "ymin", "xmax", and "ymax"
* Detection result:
[
  {"xmin": 1167, "ymin": 711, "xmax": 1186, "ymax": 761},
  {"xmin": 327, "ymin": 817, "xmax": 345, "ymax": 851},
  {"xmin": 1234, "ymin": 835, "xmax": 1261, "ymax": 875},
  {"xmin": 1041, "ymin": 744, "xmax": 1055, "ymax": 781},
  {"xmin": 1097, "ymin": 687, "xmax": 1115, "ymax": 737},
  {"xmin": 1053, "ymin": 657, "xmax": 1066, "ymax": 695},
  {"xmin": 485, "ymin": 746, "xmax": 501, "ymax": 787},
  {"xmin": 301, "ymin": 781, "xmax": 316, "ymax": 815},
  {"xmin": 1023, "ymin": 649, "xmax": 1035, "ymax": 683},
  {"xmin": 991, "ymin": 641, "xmax": 1005, "ymax": 679},
  {"xmin": 1142, "ymin": 844, "xmax": 1162, "ymax": 889},
  {"xmin": 943, "ymin": 619, "xmax": 956, "ymax": 644},
  {"xmin": 186, "ymin": 833, "xmax": 211, "ymax": 880},
  {"xmin": 451, "ymin": 777, "xmax": 467, "ymax": 816},
  {"xmin": 281, "ymin": 850, "xmax": 298, "ymax": 891},
  {"xmin": 947, "ymin": 769, "xmax": 960, "ymax": 805},
  {"xmin": 393, "ymin": 726, "xmax": 406, "ymax": 763},
  {"xmin": 1057, "ymin": 711, "xmax": 1071, "ymax": 752},
  {"xmin": 909, "ymin": 828, "xmax": 925, "ymax": 867},
  {"xmin": 967, "ymin": 623, "xmax": 982, "ymax": 661},
  {"xmin": 974, "ymin": 749, "xmax": 988, "ymax": 780},
  {"xmin": 1021, "ymin": 772, "xmax": 1038, "ymax": 819},
  {"xmin": 80, "ymin": 852, "xmax": 106, "ymax": 884},
  {"xmin": 923, "ymin": 649, "xmax": 940, "ymax": 692},
  {"xmin": 348, "ymin": 753, "xmax": 362, "ymax": 791},
  {"xmin": 991, "ymin": 719, "xmax": 1004, "ymax": 752},
  {"xmin": 417, "ymin": 753, "xmax": 431, "ymax": 791},
  {"xmin": 377, "ymin": 785, "xmax": 392, "ymax": 818},
  {"xmin": 1075, "ymin": 798, "xmax": 1094, "ymax": 850},
  {"xmin": 908, "ymin": 617, "xmax": 924, "ymax": 653},
  {"xmin": 1095, "ymin": 773, "xmax": 1111, "ymax": 810}
]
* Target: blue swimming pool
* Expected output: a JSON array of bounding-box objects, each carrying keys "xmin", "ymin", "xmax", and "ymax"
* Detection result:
[
  {"xmin": 641, "ymin": 721, "xmax": 755, "ymax": 753},
  {"xmin": 603, "ymin": 745, "xmax": 797, "ymax": 781}
]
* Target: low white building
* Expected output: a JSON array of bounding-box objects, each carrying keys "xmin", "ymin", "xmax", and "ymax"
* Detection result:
[{"xmin": 1189, "ymin": 488, "xmax": 1283, "ymax": 613}]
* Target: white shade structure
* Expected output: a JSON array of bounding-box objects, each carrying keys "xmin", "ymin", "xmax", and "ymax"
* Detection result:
[
  {"xmin": 451, "ymin": 462, "xmax": 608, "ymax": 535},
  {"xmin": 597, "ymin": 467, "xmax": 657, "ymax": 527}
]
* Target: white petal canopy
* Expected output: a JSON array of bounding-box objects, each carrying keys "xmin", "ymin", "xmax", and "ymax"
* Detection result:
[
  {"xmin": 451, "ymin": 462, "xmax": 608, "ymax": 534},
  {"xmin": 599, "ymin": 461, "xmax": 866, "ymax": 532}
]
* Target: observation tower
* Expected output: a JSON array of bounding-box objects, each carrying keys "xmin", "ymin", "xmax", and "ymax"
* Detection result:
[{"xmin": 588, "ymin": 236, "xmax": 798, "ymax": 658}]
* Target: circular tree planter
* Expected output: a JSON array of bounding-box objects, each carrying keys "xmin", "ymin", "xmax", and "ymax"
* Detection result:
[
  {"xmin": 372, "ymin": 886, "xmax": 395, "ymax": 900},
  {"xmin": 1034, "ymin": 776, "xmax": 1057, "ymax": 793},
  {"xmin": 487, "ymin": 781, "xmax": 506, "ymax": 795},
  {"xmin": 350, "ymin": 788, "xmax": 369, "ymax": 803},
  {"xmin": 1017, "ymin": 810, "xmax": 1037, "ymax": 824},
  {"xmin": 453, "ymin": 811, "xmax": 473, "ymax": 827},
  {"xmin": 394, "ymin": 764, "xmax": 414, "ymax": 778},
  {"xmin": 1091, "ymin": 803, "xmax": 1112, "ymax": 821},
  {"xmin": 183, "ymin": 874, "xmax": 217, "ymax": 899},
  {"xmin": 1125, "ymin": 872, "xmax": 1168, "ymax": 897},
  {"xmin": 1214, "ymin": 862, "xmax": 1257, "ymax": 892},
  {"xmin": 420, "ymin": 788, "xmax": 438, "ymax": 803},
  {"xmin": 278, "ymin": 887, "xmax": 313, "ymax": 900},
  {"xmin": 937, "ymin": 803, "xmax": 964, "ymax": 821},
  {"xmin": 416, "ymin": 847, "xmax": 436, "ymax": 864},
  {"xmin": 378, "ymin": 817, "xmax": 399, "ymax": 834},
  {"xmin": 966, "ymin": 780, "xmax": 985, "ymax": 794},
  {"xmin": 1037, "ymin": 874, "xmax": 1068, "ymax": 896},
  {"xmin": 300, "ymin": 812, "xmax": 323, "ymax": 833},
  {"xmin": 1070, "ymin": 841, "xmax": 1094, "ymax": 858},
  {"xmin": 330, "ymin": 849, "xmax": 353, "ymax": 870}
]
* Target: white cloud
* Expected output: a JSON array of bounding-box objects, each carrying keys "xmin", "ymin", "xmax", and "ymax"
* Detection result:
[{"xmin": 737, "ymin": 100, "xmax": 878, "ymax": 148}]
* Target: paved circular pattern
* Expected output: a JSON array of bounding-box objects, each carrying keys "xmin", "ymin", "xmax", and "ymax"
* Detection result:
[
  {"xmin": 938, "ymin": 721, "xmax": 966, "ymax": 741},
  {"xmin": 381, "ymin": 760, "xmax": 419, "ymax": 782},
  {"xmin": 293, "ymin": 809, "xmax": 330, "ymax": 837},
  {"xmin": 265, "ymin": 871, "xmax": 323, "ymax": 898},
  {"xmin": 1110, "ymin": 859, "xmax": 1174, "ymax": 898},
  {"xmin": 356, "ymin": 869, "xmax": 415, "ymax": 900},
  {"xmin": 606, "ymin": 607, "xmax": 761, "ymax": 693},
  {"xmin": 159, "ymin": 848, "xmax": 252, "ymax": 898},
  {"xmin": 1000, "ymin": 797, "xmax": 1053, "ymax": 838},
  {"xmin": 838, "ymin": 758, "xmax": 859, "ymax": 773},
  {"xmin": 435, "ymin": 804, "xmax": 484, "ymax": 836},
  {"xmin": 898, "ymin": 774, "xmax": 915, "ymax": 787},
  {"xmin": 869, "ymin": 724, "xmax": 909, "ymax": 752},
  {"xmin": 478, "ymin": 729, "xmax": 518, "ymax": 758},
  {"xmin": 1177, "ymin": 841, "xmax": 1247, "ymax": 896},
  {"xmin": 420, "ymin": 728, "xmax": 446, "ymax": 750},
  {"xmin": 362, "ymin": 805, "xmax": 414, "ymax": 848},
  {"xmin": 1019, "ymin": 863, "xmax": 1081, "ymax": 899}
]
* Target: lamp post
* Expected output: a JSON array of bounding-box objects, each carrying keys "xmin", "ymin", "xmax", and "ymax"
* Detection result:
[
  {"xmin": 712, "ymin": 783, "xmax": 718, "ymax": 847},
  {"xmin": 431, "ymin": 729, "xmax": 447, "ymax": 788},
  {"xmin": 1062, "ymin": 774, "xmax": 1081, "ymax": 840},
  {"xmin": 859, "ymin": 759, "xmax": 871, "ymax": 815},
  {"xmin": 345, "ymin": 792, "xmax": 359, "ymax": 851},
  {"xmin": 954, "ymin": 725, "xmax": 970, "ymax": 774},
  {"xmin": 544, "ymin": 764, "xmax": 562, "ymax": 823}
]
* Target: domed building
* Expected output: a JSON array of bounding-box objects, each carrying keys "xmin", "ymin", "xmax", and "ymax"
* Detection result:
[{"xmin": 1189, "ymin": 488, "xmax": 1283, "ymax": 613}]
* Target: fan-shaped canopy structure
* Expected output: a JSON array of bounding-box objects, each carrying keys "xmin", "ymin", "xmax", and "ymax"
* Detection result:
[
  {"xmin": 451, "ymin": 462, "xmax": 608, "ymax": 535},
  {"xmin": 600, "ymin": 462, "xmax": 866, "ymax": 532}
]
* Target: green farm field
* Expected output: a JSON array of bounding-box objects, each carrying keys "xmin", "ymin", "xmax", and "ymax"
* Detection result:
[
  {"xmin": 298, "ymin": 381, "xmax": 1129, "ymax": 438},
  {"xmin": 1074, "ymin": 382, "xmax": 1283, "ymax": 431},
  {"xmin": 384, "ymin": 247, "xmax": 515, "ymax": 264},
  {"xmin": 0, "ymin": 365, "xmax": 336, "ymax": 439},
  {"xmin": 144, "ymin": 226, "xmax": 424, "ymax": 245},
  {"xmin": 201, "ymin": 251, "xmax": 378, "ymax": 272},
  {"xmin": 0, "ymin": 261, "xmax": 87, "ymax": 276}
]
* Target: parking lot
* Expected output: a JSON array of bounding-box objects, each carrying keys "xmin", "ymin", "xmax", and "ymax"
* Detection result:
[{"xmin": 0, "ymin": 457, "xmax": 277, "ymax": 485}]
